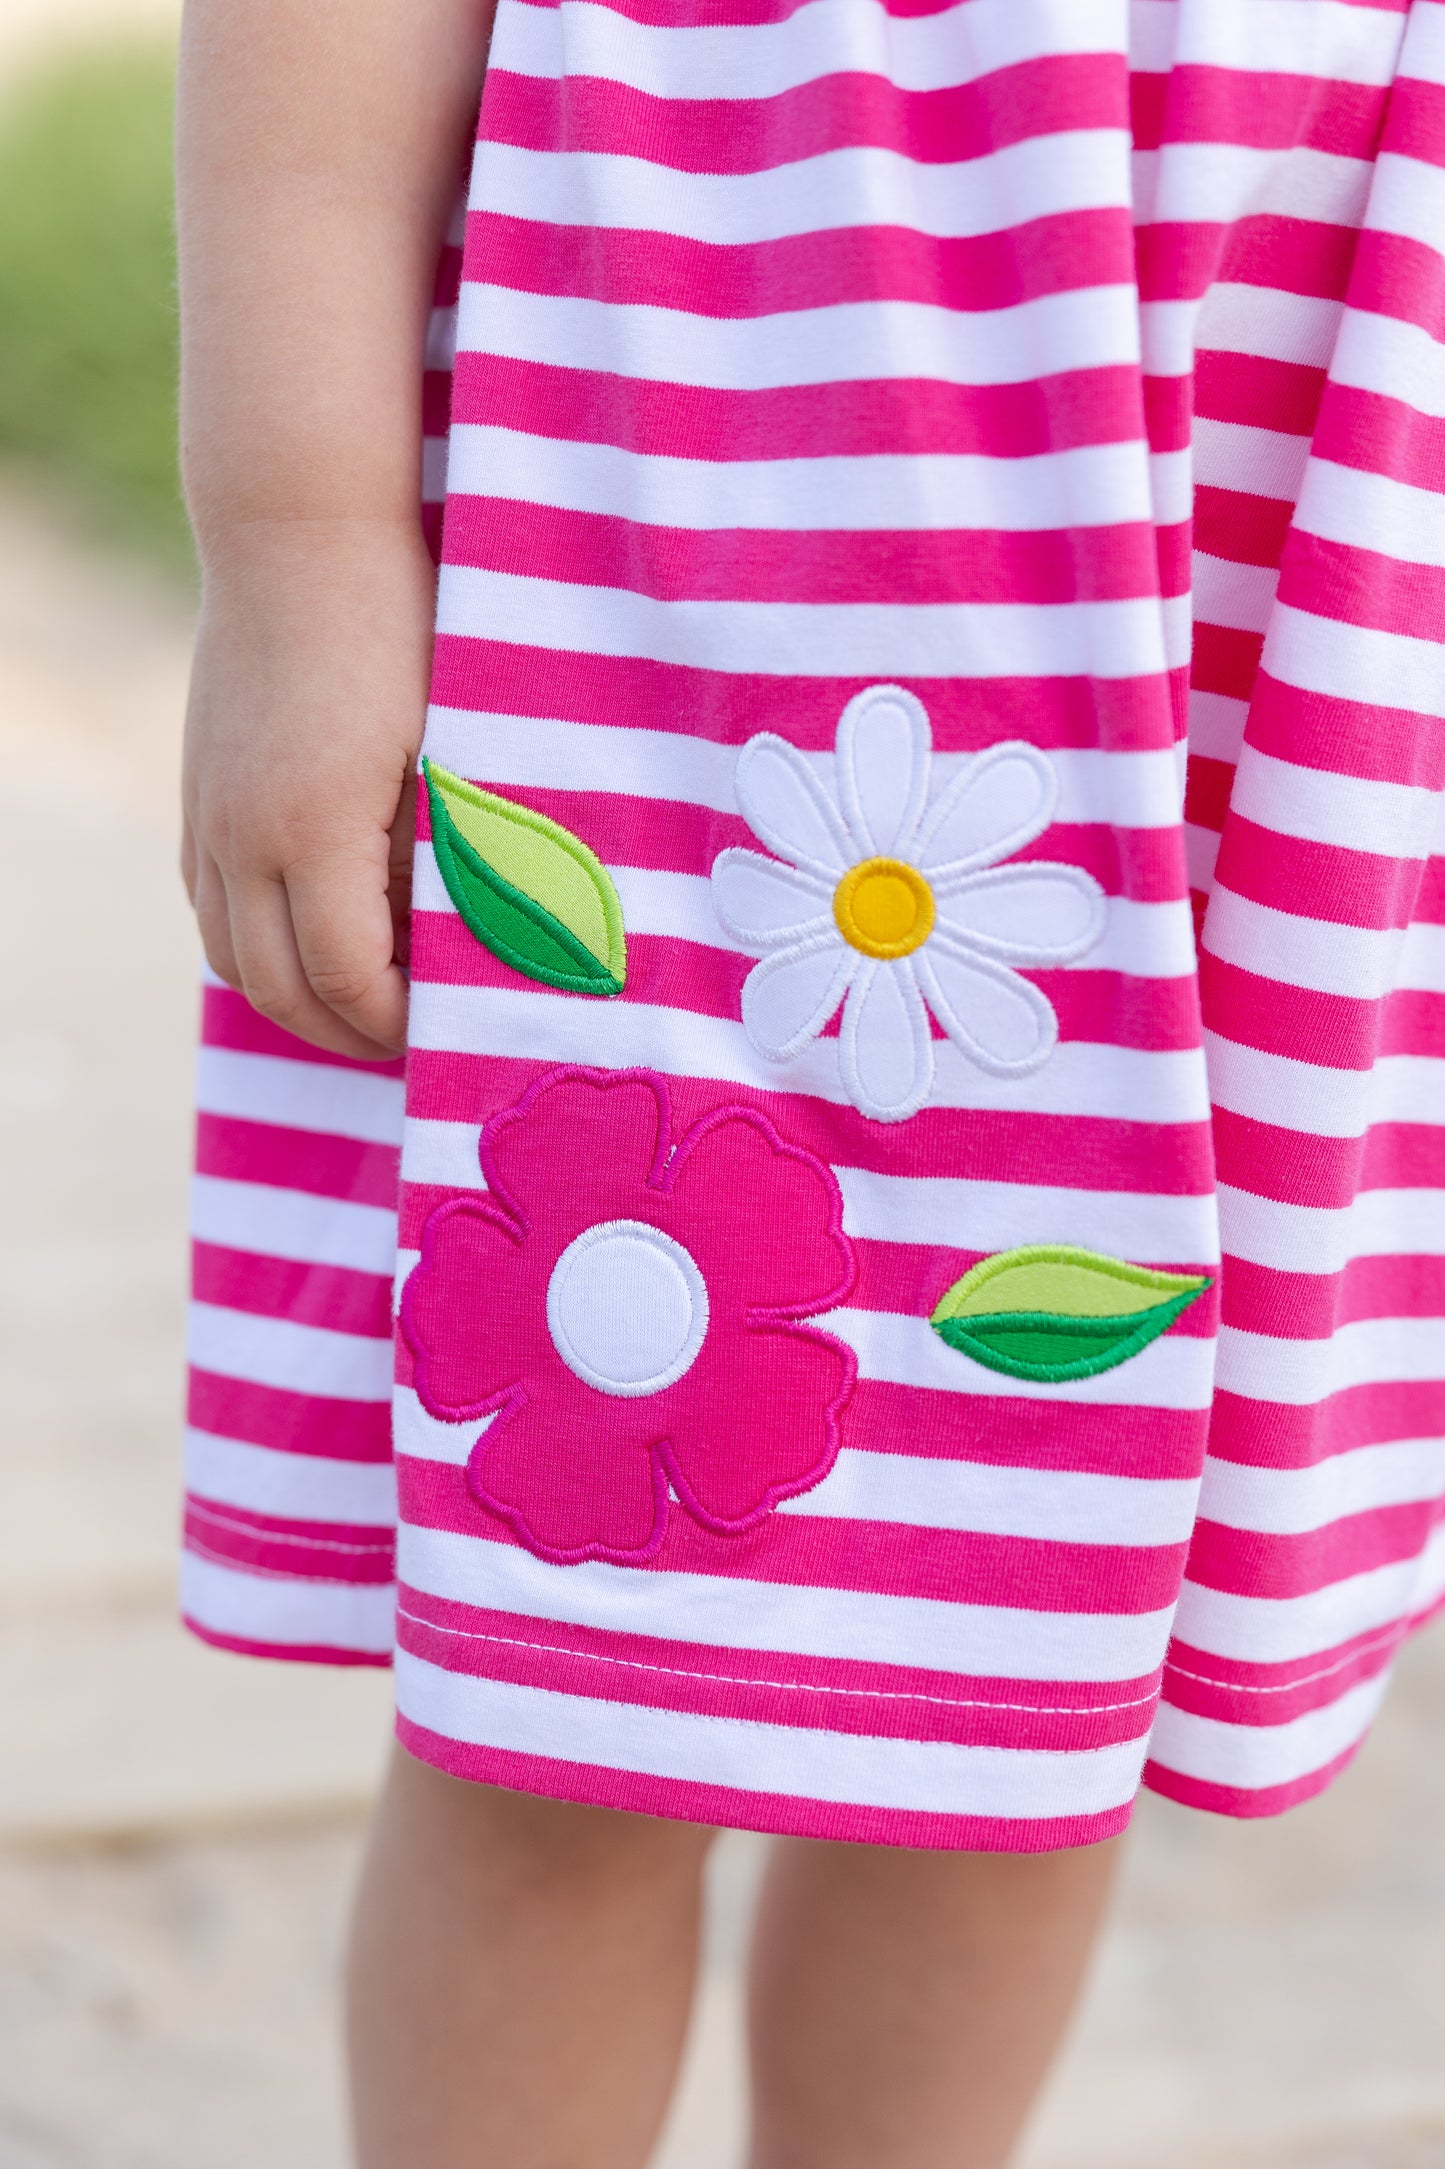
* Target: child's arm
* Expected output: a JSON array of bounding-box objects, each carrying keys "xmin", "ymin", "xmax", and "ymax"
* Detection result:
[{"xmin": 176, "ymin": 0, "xmax": 494, "ymax": 1058}]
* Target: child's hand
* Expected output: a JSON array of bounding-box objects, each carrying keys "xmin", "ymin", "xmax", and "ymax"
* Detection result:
[{"xmin": 181, "ymin": 519, "xmax": 435, "ymax": 1061}]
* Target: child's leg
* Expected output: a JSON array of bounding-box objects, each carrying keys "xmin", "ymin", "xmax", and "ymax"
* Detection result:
[
  {"xmin": 746, "ymin": 1833, "xmax": 1121, "ymax": 2169},
  {"xmin": 346, "ymin": 1745, "xmax": 715, "ymax": 2169}
]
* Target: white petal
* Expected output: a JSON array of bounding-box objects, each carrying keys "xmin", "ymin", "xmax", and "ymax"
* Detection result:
[
  {"xmin": 711, "ymin": 848, "xmax": 833, "ymax": 951},
  {"xmin": 917, "ymin": 940, "xmax": 1059, "ymax": 1076},
  {"xmin": 935, "ymin": 862, "xmax": 1107, "ymax": 964},
  {"xmin": 740, "ymin": 938, "xmax": 855, "ymax": 1063},
  {"xmin": 915, "ymin": 741, "xmax": 1057, "ymax": 879},
  {"xmin": 838, "ymin": 959, "xmax": 935, "ymax": 1123},
  {"xmin": 734, "ymin": 733, "xmax": 853, "ymax": 880},
  {"xmin": 835, "ymin": 684, "xmax": 932, "ymax": 859}
]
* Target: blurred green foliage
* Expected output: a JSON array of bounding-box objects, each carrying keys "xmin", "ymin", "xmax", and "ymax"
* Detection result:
[{"xmin": 0, "ymin": 40, "xmax": 191, "ymax": 571}]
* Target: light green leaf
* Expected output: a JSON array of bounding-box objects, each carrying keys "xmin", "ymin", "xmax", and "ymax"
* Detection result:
[{"xmin": 930, "ymin": 1245, "xmax": 1210, "ymax": 1381}]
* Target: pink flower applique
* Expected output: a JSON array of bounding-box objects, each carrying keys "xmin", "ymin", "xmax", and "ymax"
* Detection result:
[{"xmin": 400, "ymin": 1066, "xmax": 858, "ymax": 1567}]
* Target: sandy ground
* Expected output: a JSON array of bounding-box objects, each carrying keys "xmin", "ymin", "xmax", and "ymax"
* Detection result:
[{"xmin": 4, "ymin": 489, "xmax": 1445, "ymax": 2169}]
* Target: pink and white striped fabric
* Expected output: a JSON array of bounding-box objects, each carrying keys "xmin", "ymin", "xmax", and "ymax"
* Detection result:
[{"xmin": 182, "ymin": 0, "xmax": 1445, "ymax": 1849}]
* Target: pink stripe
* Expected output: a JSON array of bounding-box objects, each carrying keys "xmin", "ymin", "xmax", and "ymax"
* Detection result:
[
  {"xmin": 1244, "ymin": 669, "xmax": 1445, "ymax": 792},
  {"xmin": 201, "ymin": 983, "xmax": 406, "ymax": 1077},
  {"xmin": 1310, "ymin": 383, "xmax": 1445, "ymax": 498},
  {"xmin": 1201, "ymin": 958, "xmax": 1381, "ymax": 1074},
  {"xmin": 184, "ymin": 1504, "xmax": 395, "ymax": 1584},
  {"xmin": 451, "ymin": 351, "xmax": 1151, "ymax": 463},
  {"xmin": 195, "ymin": 1112, "xmax": 400, "ymax": 1207},
  {"xmin": 191, "ymin": 1241, "xmax": 394, "ymax": 1339},
  {"xmin": 404, "ymin": 1052, "xmax": 1216, "ymax": 1196},
  {"xmin": 1190, "ymin": 620, "xmax": 1263, "ymax": 704},
  {"xmin": 1282, "ymin": 530, "xmax": 1445, "ymax": 643},
  {"xmin": 482, "ymin": 55, "xmax": 1127, "ymax": 172},
  {"xmin": 418, "ymin": 777, "xmax": 1190, "ymax": 901},
  {"xmin": 398, "ymin": 1716, "xmax": 1133, "ymax": 1852},
  {"xmin": 1142, "ymin": 1738, "xmax": 1365, "ymax": 1819},
  {"xmin": 1194, "ymin": 484, "xmax": 1294, "ymax": 573},
  {"xmin": 1185, "ymin": 1497, "xmax": 1445, "ymax": 1598},
  {"xmin": 430, "ymin": 640, "xmax": 1180, "ymax": 755},
  {"xmin": 1211, "ymin": 1105, "xmax": 1445, "ymax": 1210},
  {"xmin": 1130, "ymin": 66, "xmax": 1389, "ymax": 158},
  {"xmin": 1380, "ymin": 71, "xmax": 1445, "ymax": 168},
  {"xmin": 1347, "ymin": 227, "xmax": 1445, "ymax": 339},
  {"xmin": 1193, "ymin": 349, "xmax": 1327, "ymax": 437},
  {"xmin": 395, "ymin": 1588, "xmax": 1158, "ymax": 1749},
  {"xmin": 1213, "ymin": 819, "xmax": 1434, "ymax": 933},
  {"xmin": 1138, "ymin": 214, "xmax": 1361, "ymax": 307},
  {"xmin": 184, "ymin": 1615, "xmax": 391, "ymax": 1668},
  {"xmin": 442, "ymin": 493, "xmax": 1165, "ymax": 607},
  {"xmin": 1162, "ymin": 1604, "xmax": 1440, "ymax": 1726},
  {"xmin": 1207, "ymin": 1379, "xmax": 1445, "ymax": 1466},
  {"xmin": 410, "ymin": 913, "xmax": 1203, "ymax": 1053},
  {"xmin": 187, "ymin": 1367, "xmax": 393, "ymax": 1462},
  {"xmin": 1220, "ymin": 1251, "xmax": 1445, "ymax": 1337},
  {"xmin": 398, "ymin": 1457, "xmax": 1191, "ymax": 1612}
]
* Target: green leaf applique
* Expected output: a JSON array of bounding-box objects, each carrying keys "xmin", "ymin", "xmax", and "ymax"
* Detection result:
[
  {"xmin": 930, "ymin": 1245, "xmax": 1211, "ymax": 1382},
  {"xmin": 423, "ymin": 757, "xmax": 627, "ymax": 997}
]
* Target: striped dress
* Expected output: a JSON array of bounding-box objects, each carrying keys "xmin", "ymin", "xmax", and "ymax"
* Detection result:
[{"xmin": 183, "ymin": 0, "xmax": 1445, "ymax": 1849}]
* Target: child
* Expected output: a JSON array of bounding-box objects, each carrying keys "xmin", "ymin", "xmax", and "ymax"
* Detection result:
[{"xmin": 175, "ymin": 0, "xmax": 1445, "ymax": 2162}]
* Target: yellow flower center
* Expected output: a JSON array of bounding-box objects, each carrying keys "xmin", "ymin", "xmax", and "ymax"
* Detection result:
[{"xmin": 833, "ymin": 857, "xmax": 936, "ymax": 960}]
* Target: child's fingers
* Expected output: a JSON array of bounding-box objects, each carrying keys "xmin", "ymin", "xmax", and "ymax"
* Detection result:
[
  {"xmin": 283, "ymin": 851, "xmax": 410, "ymax": 1056},
  {"xmin": 193, "ymin": 844, "xmax": 243, "ymax": 992},
  {"xmin": 228, "ymin": 868, "xmax": 403, "ymax": 1062}
]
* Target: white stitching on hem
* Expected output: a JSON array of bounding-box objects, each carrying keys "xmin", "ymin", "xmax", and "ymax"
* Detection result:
[
  {"xmin": 183, "ymin": 1533, "xmax": 394, "ymax": 1587},
  {"xmin": 186, "ymin": 1499, "xmax": 395, "ymax": 1556},
  {"xmin": 1163, "ymin": 1616, "xmax": 1419, "ymax": 1698},
  {"xmin": 394, "ymin": 1606, "xmax": 1161, "ymax": 1718}
]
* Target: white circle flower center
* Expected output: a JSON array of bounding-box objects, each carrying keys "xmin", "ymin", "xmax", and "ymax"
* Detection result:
[{"xmin": 545, "ymin": 1220, "xmax": 709, "ymax": 1398}]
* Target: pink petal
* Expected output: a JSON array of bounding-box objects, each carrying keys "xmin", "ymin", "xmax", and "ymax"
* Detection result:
[
  {"xmin": 665, "ymin": 1103, "xmax": 854, "ymax": 1318},
  {"xmin": 469, "ymin": 1377, "xmax": 670, "ymax": 1565},
  {"xmin": 663, "ymin": 1320, "xmax": 854, "ymax": 1533},
  {"xmin": 402, "ymin": 1198, "xmax": 532, "ymax": 1420},
  {"xmin": 484, "ymin": 1067, "xmax": 667, "ymax": 1239}
]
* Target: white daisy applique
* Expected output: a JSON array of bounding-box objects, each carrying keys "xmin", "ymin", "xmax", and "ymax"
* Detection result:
[{"xmin": 711, "ymin": 685, "xmax": 1107, "ymax": 1123}]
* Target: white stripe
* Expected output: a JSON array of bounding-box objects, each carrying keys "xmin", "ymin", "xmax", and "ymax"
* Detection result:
[
  {"xmin": 395, "ymin": 1648, "xmax": 1149, "ymax": 1818},
  {"xmin": 1137, "ymin": 143, "xmax": 1371, "ymax": 231},
  {"xmin": 1170, "ymin": 0, "xmax": 1405, "ymax": 81},
  {"xmin": 1208, "ymin": 1039, "xmax": 1442, "ymax": 1138},
  {"xmin": 1204, "ymin": 888, "xmax": 1405, "ymax": 1001},
  {"xmin": 493, "ymin": 0, "xmax": 1130, "ymax": 98},
  {"xmin": 1330, "ymin": 304, "xmax": 1445, "ymax": 422},
  {"xmin": 1366, "ymin": 149, "xmax": 1445, "ymax": 256},
  {"xmin": 395, "ymin": 1512, "xmax": 1178, "ymax": 1681},
  {"xmin": 776, "ymin": 1448, "xmax": 1201, "ymax": 1545},
  {"xmin": 1192, "ymin": 284, "xmax": 1344, "ymax": 371},
  {"xmin": 402, "ymin": 1117, "xmax": 486, "ymax": 1189},
  {"xmin": 1170, "ymin": 1520, "xmax": 1445, "ymax": 1665},
  {"xmin": 1147, "ymin": 1671, "xmax": 1391, "ymax": 1791},
  {"xmin": 1229, "ymin": 742, "xmax": 1440, "ymax": 858},
  {"xmin": 1219, "ymin": 1182, "xmax": 1445, "ymax": 1274},
  {"xmin": 1191, "ymin": 553, "xmax": 1280, "ymax": 639},
  {"xmin": 188, "ymin": 1302, "xmax": 394, "ymax": 1402},
  {"xmin": 834, "ymin": 1165, "xmax": 1219, "ymax": 1263},
  {"xmin": 1199, "ymin": 1436, "xmax": 1445, "ymax": 1537},
  {"xmin": 196, "ymin": 1044, "xmax": 405, "ymax": 1146},
  {"xmin": 180, "ymin": 1550, "xmax": 395, "ymax": 1655},
  {"xmin": 1266, "ymin": 602, "xmax": 1445, "ymax": 722},
  {"xmin": 1192, "ymin": 416, "xmax": 1312, "ymax": 505},
  {"xmin": 407, "ymin": 980, "xmax": 1213, "ymax": 1125},
  {"xmin": 1184, "ymin": 821, "xmax": 1221, "ymax": 900},
  {"xmin": 393, "ymin": 1395, "xmax": 1198, "ymax": 1545},
  {"xmin": 445, "ymin": 422, "xmax": 1157, "ymax": 532},
  {"xmin": 1186, "ymin": 689, "xmax": 1247, "ymax": 766},
  {"xmin": 190, "ymin": 1174, "xmax": 398, "ymax": 1276},
  {"xmin": 1399, "ymin": 921, "xmax": 1445, "ymax": 994},
  {"xmin": 457, "ymin": 281, "xmax": 1144, "ymax": 391},
  {"xmin": 436, "ymin": 565, "xmax": 1170, "ymax": 681},
  {"xmin": 1299, "ymin": 458, "xmax": 1445, "ymax": 579},
  {"xmin": 826, "ymin": 1305, "xmax": 1214, "ymax": 1409},
  {"xmin": 412, "ymin": 847, "xmax": 1197, "ymax": 981},
  {"xmin": 1215, "ymin": 1316, "xmax": 1445, "ymax": 1403},
  {"xmin": 423, "ymin": 706, "xmax": 1191, "ymax": 830},
  {"xmin": 185, "ymin": 1427, "xmax": 398, "ymax": 1525},
  {"xmin": 478, "ymin": 134, "xmax": 1133, "ymax": 245}
]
